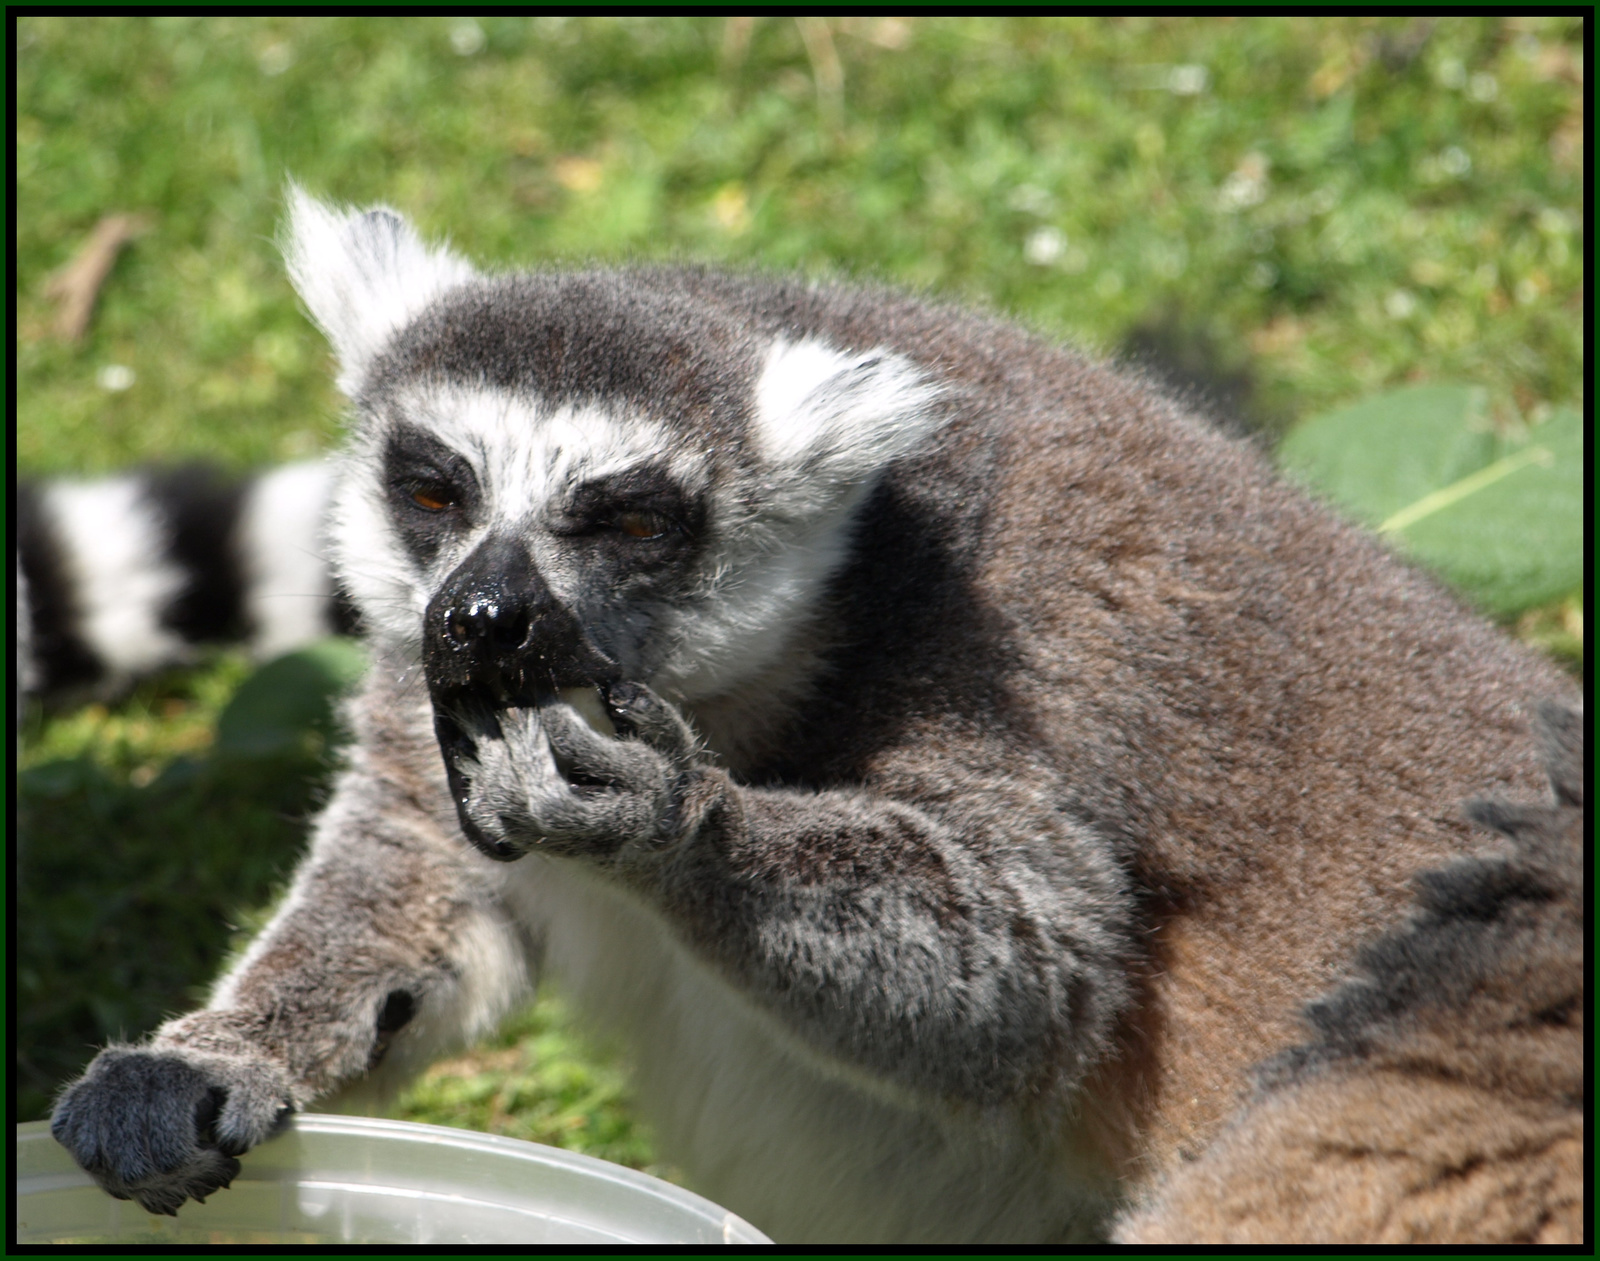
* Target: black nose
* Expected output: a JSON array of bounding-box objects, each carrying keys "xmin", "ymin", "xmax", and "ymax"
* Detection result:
[
  {"xmin": 443, "ymin": 596, "xmax": 532, "ymax": 656},
  {"xmin": 423, "ymin": 534, "xmax": 616, "ymax": 706}
]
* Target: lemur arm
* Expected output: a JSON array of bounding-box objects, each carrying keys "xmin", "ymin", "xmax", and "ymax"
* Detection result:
[
  {"xmin": 50, "ymin": 761, "xmax": 530, "ymax": 1215},
  {"xmin": 464, "ymin": 683, "xmax": 1137, "ymax": 1107},
  {"xmin": 637, "ymin": 779, "xmax": 1135, "ymax": 1105}
]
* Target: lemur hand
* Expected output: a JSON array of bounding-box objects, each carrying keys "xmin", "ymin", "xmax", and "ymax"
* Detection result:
[
  {"xmin": 52, "ymin": 1043, "xmax": 292, "ymax": 1215},
  {"xmin": 454, "ymin": 681, "xmax": 726, "ymax": 862}
]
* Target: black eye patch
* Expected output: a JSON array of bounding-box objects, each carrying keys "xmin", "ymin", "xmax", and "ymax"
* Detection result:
[
  {"xmin": 383, "ymin": 424, "xmax": 481, "ymax": 564},
  {"xmin": 555, "ymin": 464, "xmax": 705, "ymax": 543}
]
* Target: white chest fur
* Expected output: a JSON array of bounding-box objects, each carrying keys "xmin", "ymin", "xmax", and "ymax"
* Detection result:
[{"xmin": 499, "ymin": 855, "xmax": 1116, "ymax": 1244}]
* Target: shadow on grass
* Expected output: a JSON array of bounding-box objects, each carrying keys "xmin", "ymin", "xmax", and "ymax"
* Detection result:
[
  {"xmin": 17, "ymin": 746, "xmax": 329, "ymax": 1120},
  {"xmin": 15, "ymin": 642, "xmax": 366, "ymax": 1121}
]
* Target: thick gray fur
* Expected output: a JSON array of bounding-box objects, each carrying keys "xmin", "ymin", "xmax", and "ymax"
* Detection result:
[{"xmin": 50, "ymin": 190, "xmax": 1579, "ymax": 1243}]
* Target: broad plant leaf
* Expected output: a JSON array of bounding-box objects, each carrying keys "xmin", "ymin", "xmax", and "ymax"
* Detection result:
[
  {"xmin": 215, "ymin": 637, "xmax": 369, "ymax": 756},
  {"xmin": 1278, "ymin": 386, "xmax": 1583, "ymax": 616}
]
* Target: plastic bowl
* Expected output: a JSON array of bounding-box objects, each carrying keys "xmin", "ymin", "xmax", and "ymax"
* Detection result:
[{"xmin": 16, "ymin": 1115, "xmax": 770, "ymax": 1245}]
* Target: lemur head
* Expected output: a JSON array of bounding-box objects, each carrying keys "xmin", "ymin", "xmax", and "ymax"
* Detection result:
[{"xmin": 283, "ymin": 187, "xmax": 947, "ymax": 716}]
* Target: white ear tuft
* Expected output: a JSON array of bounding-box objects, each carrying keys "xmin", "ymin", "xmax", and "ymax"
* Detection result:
[
  {"xmin": 282, "ymin": 182, "xmax": 478, "ymax": 395},
  {"xmin": 753, "ymin": 338, "xmax": 946, "ymax": 487}
]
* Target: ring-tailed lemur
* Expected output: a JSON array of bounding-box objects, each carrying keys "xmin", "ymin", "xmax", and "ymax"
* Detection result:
[
  {"xmin": 16, "ymin": 460, "xmax": 348, "ymax": 704},
  {"xmin": 48, "ymin": 189, "xmax": 1581, "ymax": 1244}
]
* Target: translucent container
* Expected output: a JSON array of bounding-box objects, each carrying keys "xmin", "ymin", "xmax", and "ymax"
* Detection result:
[{"xmin": 16, "ymin": 1115, "xmax": 770, "ymax": 1245}]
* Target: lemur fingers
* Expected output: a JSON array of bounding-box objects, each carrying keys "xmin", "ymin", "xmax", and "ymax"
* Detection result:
[
  {"xmin": 463, "ymin": 696, "xmax": 708, "ymax": 858},
  {"xmin": 51, "ymin": 1043, "xmax": 292, "ymax": 1215}
]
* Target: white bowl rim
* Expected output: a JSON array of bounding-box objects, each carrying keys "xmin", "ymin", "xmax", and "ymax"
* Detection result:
[{"xmin": 15, "ymin": 1115, "xmax": 772, "ymax": 1245}]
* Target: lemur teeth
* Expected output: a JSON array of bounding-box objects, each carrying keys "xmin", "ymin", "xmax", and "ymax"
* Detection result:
[{"xmin": 556, "ymin": 687, "xmax": 616, "ymax": 738}]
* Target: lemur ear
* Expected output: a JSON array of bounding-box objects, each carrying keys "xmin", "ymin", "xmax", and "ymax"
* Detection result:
[
  {"xmin": 282, "ymin": 183, "xmax": 478, "ymax": 395},
  {"xmin": 752, "ymin": 338, "xmax": 947, "ymax": 504}
]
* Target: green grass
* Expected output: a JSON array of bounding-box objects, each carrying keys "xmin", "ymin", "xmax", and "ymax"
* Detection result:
[
  {"xmin": 393, "ymin": 994, "xmax": 675, "ymax": 1182},
  {"xmin": 15, "ymin": 16, "xmax": 1585, "ymax": 1164},
  {"xmin": 18, "ymin": 655, "xmax": 324, "ymax": 1121},
  {"xmin": 17, "ymin": 15, "xmax": 1584, "ymax": 472}
]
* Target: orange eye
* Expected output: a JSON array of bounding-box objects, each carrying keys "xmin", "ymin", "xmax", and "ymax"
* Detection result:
[
  {"xmin": 617, "ymin": 510, "xmax": 668, "ymax": 539},
  {"xmin": 410, "ymin": 487, "xmax": 452, "ymax": 512}
]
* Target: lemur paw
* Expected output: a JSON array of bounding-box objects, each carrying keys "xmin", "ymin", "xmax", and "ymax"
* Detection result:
[
  {"xmin": 454, "ymin": 682, "xmax": 717, "ymax": 862},
  {"xmin": 51, "ymin": 1046, "xmax": 292, "ymax": 1215}
]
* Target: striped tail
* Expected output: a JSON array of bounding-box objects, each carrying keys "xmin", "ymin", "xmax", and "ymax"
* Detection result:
[{"xmin": 16, "ymin": 459, "xmax": 355, "ymax": 704}]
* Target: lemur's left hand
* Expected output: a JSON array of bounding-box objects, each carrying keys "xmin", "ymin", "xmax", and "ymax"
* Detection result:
[{"xmin": 454, "ymin": 681, "xmax": 726, "ymax": 862}]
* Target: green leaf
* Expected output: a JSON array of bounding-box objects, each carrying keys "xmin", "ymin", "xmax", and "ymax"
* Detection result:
[
  {"xmin": 214, "ymin": 638, "xmax": 369, "ymax": 757},
  {"xmin": 1278, "ymin": 387, "xmax": 1583, "ymax": 616},
  {"xmin": 1277, "ymin": 385, "xmax": 1496, "ymax": 526},
  {"xmin": 1396, "ymin": 407, "xmax": 1583, "ymax": 615}
]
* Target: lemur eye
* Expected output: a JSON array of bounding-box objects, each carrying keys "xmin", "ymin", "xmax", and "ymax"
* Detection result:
[
  {"xmin": 616, "ymin": 510, "xmax": 670, "ymax": 540},
  {"xmin": 407, "ymin": 483, "xmax": 455, "ymax": 513}
]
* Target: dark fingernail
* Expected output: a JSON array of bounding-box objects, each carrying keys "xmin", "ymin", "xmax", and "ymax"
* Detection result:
[{"xmin": 606, "ymin": 680, "xmax": 650, "ymax": 711}]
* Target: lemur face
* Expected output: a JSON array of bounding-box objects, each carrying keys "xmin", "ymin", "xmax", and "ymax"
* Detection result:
[
  {"xmin": 283, "ymin": 189, "xmax": 947, "ymax": 846},
  {"xmin": 353, "ymin": 362, "xmax": 724, "ymax": 853},
  {"xmin": 365, "ymin": 376, "xmax": 715, "ymax": 701}
]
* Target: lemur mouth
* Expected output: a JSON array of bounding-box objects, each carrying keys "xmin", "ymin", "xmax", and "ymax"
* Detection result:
[
  {"xmin": 419, "ymin": 556, "xmax": 625, "ymax": 860},
  {"xmin": 427, "ymin": 673, "xmax": 627, "ymax": 862},
  {"xmin": 429, "ymin": 686, "xmax": 515, "ymax": 860}
]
